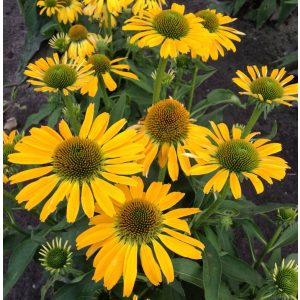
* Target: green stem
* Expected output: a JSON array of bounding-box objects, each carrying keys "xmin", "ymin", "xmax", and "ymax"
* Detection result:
[
  {"xmin": 187, "ymin": 66, "xmax": 199, "ymax": 112},
  {"xmin": 54, "ymin": 15, "xmax": 64, "ymax": 33},
  {"xmin": 4, "ymin": 207, "xmax": 30, "ymax": 236},
  {"xmin": 158, "ymin": 166, "xmax": 167, "ymax": 183},
  {"xmin": 152, "ymin": 57, "xmax": 167, "ymax": 104},
  {"xmin": 192, "ymin": 181, "xmax": 230, "ymax": 229},
  {"xmin": 63, "ymin": 94, "xmax": 81, "ymax": 135},
  {"xmin": 173, "ymin": 68, "xmax": 183, "ymax": 98},
  {"xmin": 242, "ymin": 105, "xmax": 263, "ymax": 138},
  {"xmin": 253, "ymin": 224, "xmax": 284, "ymax": 269},
  {"xmin": 98, "ymin": 76, "xmax": 112, "ymax": 111}
]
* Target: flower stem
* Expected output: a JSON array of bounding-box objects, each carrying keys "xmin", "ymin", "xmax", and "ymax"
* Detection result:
[
  {"xmin": 173, "ymin": 68, "xmax": 183, "ymax": 98},
  {"xmin": 158, "ymin": 166, "xmax": 167, "ymax": 183},
  {"xmin": 62, "ymin": 94, "xmax": 81, "ymax": 135},
  {"xmin": 192, "ymin": 181, "xmax": 230, "ymax": 229},
  {"xmin": 152, "ymin": 57, "xmax": 167, "ymax": 104},
  {"xmin": 242, "ymin": 105, "xmax": 263, "ymax": 138},
  {"xmin": 98, "ymin": 76, "xmax": 112, "ymax": 111},
  {"xmin": 253, "ymin": 224, "xmax": 284, "ymax": 269},
  {"xmin": 187, "ymin": 66, "xmax": 199, "ymax": 112}
]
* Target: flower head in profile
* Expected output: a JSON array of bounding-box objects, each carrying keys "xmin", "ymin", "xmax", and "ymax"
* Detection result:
[
  {"xmin": 76, "ymin": 177, "xmax": 204, "ymax": 297},
  {"xmin": 37, "ymin": 0, "xmax": 62, "ymax": 16},
  {"xmin": 190, "ymin": 122, "xmax": 289, "ymax": 199},
  {"xmin": 57, "ymin": 0, "xmax": 82, "ymax": 24},
  {"xmin": 3, "ymin": 130, "xmax": 18, "ymax": 183},
  {"xmin": 67, "ymin": 24, "xmax": 99, "ymax": 58},
  {"xmin": 123, "ymin": 3, "xmax": 211, "ymax": 58},
  {"xmin": 233, "ymin": 65, "xmax": 298, "ymax": 107},
  {"xmin": 24, "ymin": 53, "xmax": 94, "ymax": 96},
  {"xmin": 49, "ymin": 32, "xmax": 70, "ymax": 53},
  {"xmin": 194, "ymin": 9, "xmax": 245, "ymax": 61},
  {"xmin": 8, "ymin": 104, "xmax": 144, "ymax": 222},
  {"xmin": 133, "ymin": 99, "xmax": 210, "ymax": 181},
  {"xmin": 81, "ymin": 55, "xmax": 139, "ymax": 96},
  {"xmin": 39, "ymin": 237, "xmax": 72, "ymax": 274}
]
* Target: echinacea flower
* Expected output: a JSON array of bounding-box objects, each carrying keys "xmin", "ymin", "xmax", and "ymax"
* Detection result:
[
  {"xmin": 123, "ymin": 3, "xmax": 211, "ymax": 58},
  {"xmin": 194, "ymin": 9, "xmax": 245, "ymax": 61},
  {"xmin": 67, "ymin": 24, "xmax": 99, "ymax": 58},
  {"xmin": 81, "ymin": 54, "xmax": 139, "ymax": 96},
  {"xmin": 39, "ymin": 237, "xmax": 72, "ymax": 274},
  {"xmin": 37, "ymin": 0, "xmax": 62, "ymax": 16},
  {"xmin": 24, "ymin": 53, "xmax": 94, "ymax": 96},
  {"xmin": 233, "ymin": 65, "xmax": 298, "ymax": 106},
  {"xmin": 3, "ymin": 130, "xmax": 17, "ymax": 183},
  {"xmin": 133, "ymin": 99, "xmax": 210, "ymax": 181},
  {"xmin": 8, "ymin": 104, "xmax": 144, "ymax": 222},
  {"xmin": 190, "ymin": 122, "xmax": 289, "ymax": 199},
  {"xmin": 49, "ymin": 32, "xmax": 70, "ymax": 53},
  {"xmin": 76, "ymin": 177, "xmax": 204, "ymax": 297},
  {"xmin": 57, "ymin": 0, "xmax": 82, "ymax": 24},
  {"xmin": 131, "ymin": 0, "xmax": 166, "ymax": 15}
]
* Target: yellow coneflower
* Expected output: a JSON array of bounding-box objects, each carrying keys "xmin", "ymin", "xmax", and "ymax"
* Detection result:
[
  {"xmin": 49, "ymin": 32, "xmax": 70, "ymax": 53},
  {"xmin": 37, "ymin": 0, "xmax": 62, "ymax": 16},
  {"xmin": 131, "ymin": 0, "xmax": 166, "ymax": 15},
  {"xmin": 3, "ymin": 130, "xmax": 17, "ymax": 183},
  {"xmin": 67, "ymin": 24, "xmax": 99, "ymax": 58},
  {"xmin": 76, "ymin": 177, "xmax": 204, "ymax": 297},
  {"xmin": 57, "ymin": 0, "xmax": 82, "ymax": 24},
  {"xmin": 81, "ymin": 54, "xmax": 139, "ymax": 96},
  {"xmin": 233, "ymin": 65, "xmax": 298, "ymax": 106},
  {"xmin": 24, "ymin": 53, "xmax": 94, "ymax": 96},
  {"xmin": 194, "ymin": 9, "xmax": 245, "ymax": 61},
  {"xmin": 190, "ymin": 122, "xmax": 289, "ymax": 199},
  {"xmin": 132, "ymin": 99, "xmax": 210, "ymax": 181},
  {"xmin": 8, "ymin": 104, "xmax": 144, "ymax": 222},
  {"xmin": 123, "ymin": 3, "xmax": 211, "ymax": 58}
]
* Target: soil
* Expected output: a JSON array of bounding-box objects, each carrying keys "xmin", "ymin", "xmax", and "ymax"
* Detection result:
[{"xmin": 3, "ymin": 0, "xmax": 298, "ymax": 299}]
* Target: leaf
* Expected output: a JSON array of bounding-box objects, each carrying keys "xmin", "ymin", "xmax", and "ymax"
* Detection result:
[
  {"xmin": 151, "ymin": 279, "xmax": 185, "ymax": 300},
  {"xmin": 276, "ymin": 50, "xmax": 298, "ymax": 68},
  {"xmin": 269, "ymin": 222, "xmax": 298, "ymax": 251},
  {"xmin": 265, "ymin": 120, "xmax": 277, "ymax": 139},
  {"xmin": 47, "ymin": 106, "xmax": 63, "ymax": 128},
  {"xmin": 277, "ymin": 0, "xmax": 297, "ymax": 24},
  {"xmin": 108, "ymin": 94, "xmax": 127, "ymax": 126},
  {"xmin": 233, "ymin": 0, "xmax": 247, "ymax": 15},
  {"xmin": 256, "ymin": 0, "xmax": 277, "ymax": 28},
  {"xmin": 221, "ymin": 254, "xmax": 263, "ymax": 286},
  {"xmin": 241, "ymin": 220, "xmax": 267, "ymax": 245},
  {"xmin": 202, "ymin": 238, "xmax": 222, "ymax": 300},
  {"xmin": 173, "ymin": 258, "xmax": 203, "ymax": 288},
  {"xmin": 52, "ymin": 271, "xmax": 100, "ymax": 300},
  {"xmin": 4, "ymin": 238, "xmax": 40, "ymax": 297}
]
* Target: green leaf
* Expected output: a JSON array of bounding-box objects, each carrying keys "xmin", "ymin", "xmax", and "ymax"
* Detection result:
[
  {"xmin": 47, "ymin": 106, "xmax": 63, "ymax": 128},
  {"xmin": 203, "ymin": 238, "xmax": 222, "ymax": 300},
  {"xmin": 276, "ymin": 50, "xmax": 298, "ymax": 68},
  {"xmin": 109, "ymin": 94, "xmax": 127, "ymax": 126},
  {"xmin": 4, "ymin": 238, "xmax": 40, "ymax": 297},
  {"xmin": 256, "ymin": 0, "xmax": 277, "ymax": 28},
  {"xmin": 173, "ymin": 258, "xmax": 203, "ymax": 288},
  {"xmin": 221, "ymin": 254, "xmax": 263, "ymax": 286},
  {"xmin": 269, "ymin": 222, "xmax": 298, "ymax": 251},
  {"xmin": 151, "ymin": 279, "xmax": 185, "ymax": 300},
  {"xmin": 53, "ymin": 271, "xmax": 100, "ymax": 300},
  {"xmin": 265, "ymin": 120, "xmax": 277, "ymax": 139},
  {"xmin": 233, "ymin": 0, "xmax": 247, "ymax": 15},
  {"xmin": 278, "ymin": 0, "xmax": 297, "ymax": 24},
  {"xmin": 241, "ymin": 220, "xmax": 267, "ymax": 245}
]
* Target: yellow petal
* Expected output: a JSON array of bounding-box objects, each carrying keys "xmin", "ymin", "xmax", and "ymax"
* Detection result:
[
  {"xmin": 123, "ymin": 244, "xmax": 138, "ymax": 297},
  {"xmin": 81, "ymin": 182, "xmax": 95, "ymax": 218},
  {"xmin": 9, "ymin": 166, "xmax": 53, "ymax": 184},
  {"xmin": 66, "ymin": 181, "xmax": 80, "ymax": 223},
  {"xmin": 167, "ymin": 145, "xmax": 179, "ymax": 181},
  {"xmin": 79, "ymin": 103, "xmax": 94, "ymax": 138},
  {"xmin": 229, "ymin": 172, "xmax": 241, "ymax": 199}
]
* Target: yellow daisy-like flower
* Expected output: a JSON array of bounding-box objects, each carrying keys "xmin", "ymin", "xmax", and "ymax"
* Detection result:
[
  {"xmin": 67, "ymin": 24, "xmax": 99, "ymax": 59},
  {"xmin": 49, "ymin": 32, "xmax": 70, "ymax": 53},
  {"xmin": 194, "ymin": 9, "xmax": 245, "ymax": 61},
  {"xmin": 8, "ymin": 104, "xmax": 144, "ymax": 222},
  {"xmin": 123, "ymin": 3, "xmax": 211, "ymax": 58},
  {"xmin": 76, "ymin": 177, "xmax": 204, "ymax": 297},
  {"xmin": 3, "ymin": 130, "xmax": 17, "ymax": 183},
  {"xmin": 24, "ymin": 53, "xmax": 94, "ymax": 96},
  {"xmin": 233, "ymin": 65, "xmax": 298, "ymax": 106},
  {"xmin": 81, "ymin": 55, "xmax": 139, "ymax": 96},
  {"xmin": 57, "ymin": 0, "xmax": 82, "ymax": 24},
  {"xmin": 131, "ymin": 0, "xmax": 166, "ymax": 15},
  {"xmin": 133, "ymin": 99, "xmax": 210, "ymax": 181},
  {"xmin": 37, "ymin": 0, "xmax": 62, "ymax": 16},
  {"xmin": 190, "ymin": 122, "xmax": 289, "ymax": 199}
]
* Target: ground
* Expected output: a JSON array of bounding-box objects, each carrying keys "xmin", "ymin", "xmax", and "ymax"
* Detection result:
[{"xmin": 3, "ymin": 0, "xmax": 298, "ymax": 299}]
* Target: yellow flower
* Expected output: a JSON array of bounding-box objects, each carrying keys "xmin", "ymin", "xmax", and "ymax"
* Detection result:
[
  {"xmin": 194, "ymin": 9, "xmax": 245, "ymax": 61},
  {"xmin": 190, "ymin": 122, "xmax": 289, "ymax": 199},
  {"xmin": 233, "ymin": 65, "xmax": 298, "ymax": 106},
  {"xmin": 24, "ymin": 53, "xmax": 94, "ymax": 96},
  {"xmin": 8, "ymin": 104, "xmax": 144, "ymax": 222},
  {"xmin": 3, "ymin": 130, "xmax": 17, "ymax": 183},
  {"xmin": 67, "ymin": 24, "xmax": 99, "ymax": 58},
  {"xmin": 37, "ymin": 0, "xmax": 62, "ymax": 16},
  {"xmin": 76, "ymin": 177, "xmax": 204, "ymax": 297},
  {"xmin": 123, "ymin": 3, "xmax": 211, "ymax": 58},
  {"xmin": 57, "ymin": 0, "xmax": 82, "ymax": 24},
  {"xmin": 131, "ymin": 0, "xmax": 166, "ymax": 15},
  {"xmin": 49, "ymin": 32, "xmax": 70, "ymax": 53},
  {"xmin": 133, "ymin": 99, "xmax": 210, "ymax": 181},
  {"xmin": 81, "ymin": 55, "xmax": 139, "ymax": 96},
  {"xmin": 83, "ymin": 0, "xmax": 126, "ymax": 19}
]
